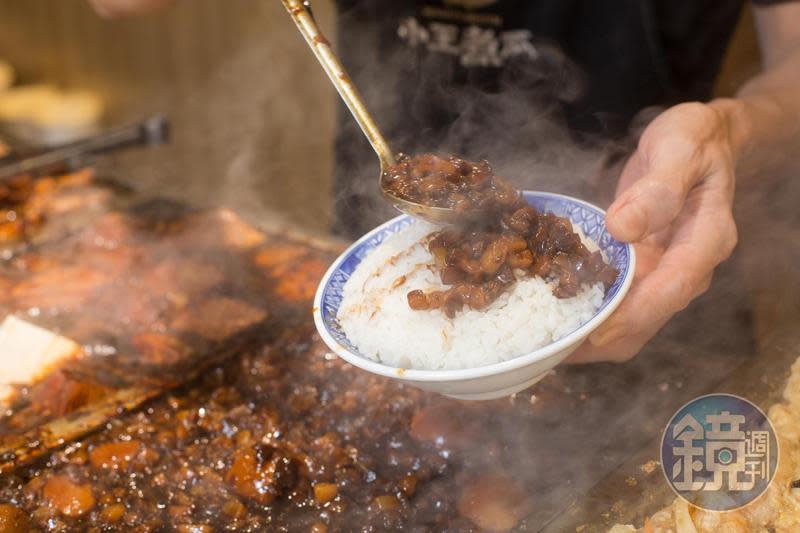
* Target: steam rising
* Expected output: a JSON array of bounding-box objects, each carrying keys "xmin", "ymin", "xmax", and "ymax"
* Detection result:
[
  {"xmin": 329, "ymin": 23, "xmax": 637, "ymax": 238},
  {"xmin": 94, "ymin": 0, "xmax": 339, "ymax": 238},
  {"xmin": 0, "ymin": 2, "xmax": 797, "ymax": 530},
  {"xmin": 145, "ymin": 6, "xmax": 800, "ymax": 529},
  {"xmin": 317, "ymin": 9, "xmax": 800, "ymax": 530},
  {"xmin": 95, "ymin": 3, "xmax": 800, "ymax": 528}
]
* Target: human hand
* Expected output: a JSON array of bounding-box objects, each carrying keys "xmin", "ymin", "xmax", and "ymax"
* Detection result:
[{"xmin": 568, "ymin": 102, "xmax": 739, "ymax": 363}]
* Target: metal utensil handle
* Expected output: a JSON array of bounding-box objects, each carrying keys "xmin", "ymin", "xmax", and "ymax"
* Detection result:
[
  {"xmin": 0, "ymin": 115, "xmax": 169, "ymax": 181},
  {"xmin": 281, "ymin": 0, "xmax": 395, "ymax": 167}
]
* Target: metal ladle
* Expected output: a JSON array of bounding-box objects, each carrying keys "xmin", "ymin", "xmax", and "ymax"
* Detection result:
[{"xmin": 281, "ymin": 0, "xmax": 462, "ymax": 225}]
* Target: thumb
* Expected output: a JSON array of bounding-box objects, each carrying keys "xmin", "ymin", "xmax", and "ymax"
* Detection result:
[{"xmin": 606, "ymin": 146, "xmax": 704, "ymax": 243}]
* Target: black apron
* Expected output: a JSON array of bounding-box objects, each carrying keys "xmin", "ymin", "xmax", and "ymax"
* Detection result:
[{"xmin": 331, "ymin": 0, "xmax": 747, "ymax": 238}]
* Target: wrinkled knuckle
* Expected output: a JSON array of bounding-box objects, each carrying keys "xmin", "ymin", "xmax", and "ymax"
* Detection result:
[
  {"xmin": 671, "ymin": 102, "xmax": 725, "ymax": 148},
  {"xmin": 705, "ymin": 145, "xmax": 731, "ymax": 168},
  {"xmin": 672, "ymin": 275, "xmax": 697, "ymax": 313},
  {"xmin": 638, "ymin": 176, "xmax": 687, "ymax": 217},
  {"xmin": 640, "ymin": 115, "xmax": 693, "ymax": 154},
  {"xmin": 684, "ymin": 101, "xmax": 723, "ymax": 127},
  {"xmin": 695, "ymin": 275, "xmax": 713, "ymax": 298},
  {"xmin": 672, "ymin": 101, "xmax": 706, "ymax": 118},
  {"xmin": 666, "ymin": 130, "xmax": 699, "ymax": 157},
  {"xmin": 704, "ymin": 104, "xmax": 726, "ymax": 126},
  {"xmin": 659, "ymin": 176, "xmax": 686, "ymax": 199}
]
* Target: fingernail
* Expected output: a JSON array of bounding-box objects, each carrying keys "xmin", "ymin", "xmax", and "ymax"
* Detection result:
[
  {"xmin": 590, "ymin": 324, "xmax": 622, "ymax": 347},
  {"xmin": 609, "ymin": 201, "xmax": 647, "ymax": 242}
]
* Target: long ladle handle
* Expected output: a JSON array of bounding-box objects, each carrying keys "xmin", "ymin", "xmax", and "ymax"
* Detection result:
[{"xmin": 281, "ymin": 0, "xmax": 395, "ymax": 167}]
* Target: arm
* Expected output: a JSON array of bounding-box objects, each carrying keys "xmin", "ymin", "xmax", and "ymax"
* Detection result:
[
  {"xmin": 728, "ymin": 2, "xmax": 800, "ymax": 177},
  {"xmin": 570, "ymin": 2, "xmax": 800, "ymax": 363},
  {"xmin": 88, "ymin": 0, "xmax": 175, "ymax": 17}
]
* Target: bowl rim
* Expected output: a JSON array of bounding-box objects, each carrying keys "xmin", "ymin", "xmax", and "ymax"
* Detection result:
[{"xmin": 313, "ymin": 191, "xmax": 636, "ymax": 382}]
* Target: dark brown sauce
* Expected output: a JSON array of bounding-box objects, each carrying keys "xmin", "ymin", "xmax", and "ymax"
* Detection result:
[
  {"xmin": 0, "ymin": 171, "xmax": 593, "ymax": 531},
  {"xmin": 383, "ymin": 154, "xmax": 618, "ymax": 318},
  {"xmin": 0, "ymin": 323, "xmax": 553, "ymax": 532},
  {"xmin": 383, "ymin": 153, "xmax": 519, "ymax": 215}
]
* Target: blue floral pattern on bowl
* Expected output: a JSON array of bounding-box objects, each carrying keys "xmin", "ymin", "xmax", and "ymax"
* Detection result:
[{"xmin": 318, "ymin": 191, "xmax": 633, "ymax": 357}]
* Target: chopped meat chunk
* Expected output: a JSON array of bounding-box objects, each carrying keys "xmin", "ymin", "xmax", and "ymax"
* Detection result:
[
  {"xmin": 89, "ymin": 440, "xmax": 142, "ymax": 470},
  {"xmin": 42, "ymin": 475, "xmax": 96, "ymax": 517},
  {"xmin": 144, "ymin": 258, "xmax": 224, "ymax": 296},
  {"xmin": 11, "ymin": 267, "xmax": 109, "ymax": 312},
  {"xmin": 132, "ymin": 332, "xmax": 192, "ymax": 365},
  {"xmin": 0, "ymin": 504, "xmax": 28, "ymax": 533},
  {"xmin": 386, "ymin": 154, "xmax": 618, "ymax": 316},
  {"xmin": 226, "ymin": 445, "xmax": 298, "ymax": 505},
  {"xmin": 458, "ymin": 473, "xmax": 532, "ymax": 532}
]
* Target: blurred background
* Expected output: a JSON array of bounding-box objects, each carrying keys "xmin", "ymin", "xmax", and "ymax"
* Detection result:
[{"xmin": 0, "ymin": 0, "xmax": 760, "ymax": 236}]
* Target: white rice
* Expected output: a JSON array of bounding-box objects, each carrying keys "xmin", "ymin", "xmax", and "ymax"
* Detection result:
[{"xmin": 337, "ymin": 221, "xmax": 605, "ymax": 370}]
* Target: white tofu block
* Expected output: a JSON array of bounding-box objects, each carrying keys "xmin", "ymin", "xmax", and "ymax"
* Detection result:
[{"xmin": 0, "ymin": 315, "xmax": 82, "ymax": 403}]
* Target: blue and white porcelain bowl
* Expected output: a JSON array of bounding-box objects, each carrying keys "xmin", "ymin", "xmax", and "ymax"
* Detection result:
[{"xmin": 313, "ymin": 191, "xmax": 636, "ymax": 400}]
